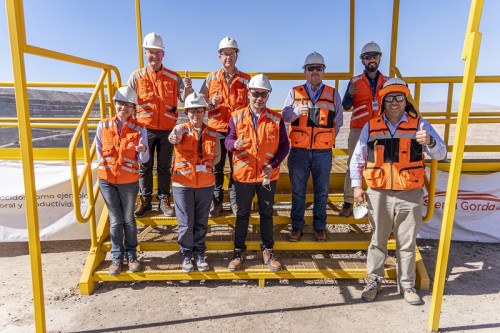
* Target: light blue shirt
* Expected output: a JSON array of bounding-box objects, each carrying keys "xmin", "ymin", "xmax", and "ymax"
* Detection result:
[
  {"xmin": 96, "ymin": 118, "xmax": 150, "ymax": 163},
  {"xmin": 350, "ymin": 113, "xmax": 447, "ymax": 188},
  {"xmin": 281, "ymin": 81, "xmax": 343, "ymax": 136}
]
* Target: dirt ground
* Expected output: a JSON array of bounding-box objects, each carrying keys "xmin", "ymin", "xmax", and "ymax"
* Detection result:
[{"xmin": 0, "ymin": 239, "xmax": 499, "ymax": 333}]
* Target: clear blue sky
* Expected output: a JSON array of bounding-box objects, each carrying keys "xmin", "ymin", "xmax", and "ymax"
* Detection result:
[{"xmin": 1, "ymin": 0, "xmax": 499, "ymax": 108}]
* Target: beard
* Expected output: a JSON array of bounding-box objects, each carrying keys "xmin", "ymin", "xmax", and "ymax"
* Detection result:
[{"xmin": 365, "ymin": 62, "xmax": 379, "ymax": 73}]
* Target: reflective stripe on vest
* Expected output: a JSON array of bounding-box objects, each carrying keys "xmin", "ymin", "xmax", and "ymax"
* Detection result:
[
  {"xmin": 350, "ymin": 73, "xmax": 388, "ymax": 129},
  {"xmin": 289, "ymin": 84, "xmax": 336, "ymax": 150},
  {"xmin": 230, "ymin": 107, "xmax": 281, "ymax": 183},
  {"xmin": 206, "ymin": 68, "xmax": 250, "ymax": 132},
  {"xmin": 171, "ymin": 122, "xmax": 217, "ymax": 188},
  {"xmin": 363, "ymin": 115, "xmax": 425, "ymax": 190}
]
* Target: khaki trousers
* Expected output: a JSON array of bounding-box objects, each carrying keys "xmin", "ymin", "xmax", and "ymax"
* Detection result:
[
  {"xmin": 343, "ymin": 128, "xmax": 362, "ymax": 204},
  {"xmin": 365, "ymin": 187, "xmax": 423, "ymax": 289}
]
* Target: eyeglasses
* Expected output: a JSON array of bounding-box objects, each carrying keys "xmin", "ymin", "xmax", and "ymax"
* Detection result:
[
  {"xmin": 187, "ymin": 108, "xmax": 205, "ymax": 114},
  {"xmin": 362, "ymin": 53, "xmax": 380, "ymax": 60},
  {"xmin": 145, "ymin": 50, "xmax": 164, "ymax": 57},
  {"xmin": 115, "ymin": 101, "xmax": 134, "ymax": 108},
  {"xmin": 384, "ymin": 95, "xmax": 406, "ymax": 103},
  {"xmin": 306, "ymin": 66, "xmax": 324, "ymax": 72},
  {"xmin": 220, "ymin": 52, "xmax": 237, "ymax": 57},
  {"xmin": 250, "ymin": 91, "xmax": 269, "ymax": 98}
]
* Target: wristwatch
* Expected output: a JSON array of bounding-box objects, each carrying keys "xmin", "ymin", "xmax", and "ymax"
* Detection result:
[{"xmin": 428, "ymin": 135, "xmax": 436, "ymax": 148}]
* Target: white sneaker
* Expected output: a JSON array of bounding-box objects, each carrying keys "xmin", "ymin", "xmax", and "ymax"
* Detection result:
[
  {"xmin": 182, "ymin": 258, "xmax": 194, "ymax": 273},
  {"xmin": 196, "ymin": 257, "xmax": 209, "ymax": 272}
]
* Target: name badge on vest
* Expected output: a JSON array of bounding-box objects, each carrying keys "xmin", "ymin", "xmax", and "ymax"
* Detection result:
[
  {"xmin": 196, "ymin": 165, "xmax": 207, "ymax": 172},
  {"xmin": 372, "ymin": 100, "xmax": 379, "ymax": 111}
]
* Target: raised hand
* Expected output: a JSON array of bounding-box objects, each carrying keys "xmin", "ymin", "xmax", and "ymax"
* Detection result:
[
  {"xmin": 212, "ymin": 90, "xmax": 221, "ymax": 107},
  {"xmin": 234, "ymin": 133, "xmax": 245, "ymax": 150},
  {"xmin": 349, "ymin": 81, "xmax": 358, "ymax": 95},
  {"xmin": 298, "ymin": 98, "xmax": 309, "ymax": 116},
  {"xmin": 184, "ymin": 70, "xmax": 192, "ymax": 89},
  {"xmin": 416, "ymin": 122, "xmax": 430, "ymax": 146},
  {"xmin": 135, "ymin": 138, "xmax": 146, "ymax": 153}
]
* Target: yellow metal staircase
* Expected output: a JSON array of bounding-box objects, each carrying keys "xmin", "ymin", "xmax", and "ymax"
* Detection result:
[{"xmin": 78, "ymin": 160, "xmax": 430, "ymax": 294}]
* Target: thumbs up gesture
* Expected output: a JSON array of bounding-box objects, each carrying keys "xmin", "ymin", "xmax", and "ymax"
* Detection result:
[
  {"xmin": 348, "ymin": 81, "xmax": 358, "ymax": 95},
  {"xmin": 416, "ymin": 122, "xmax": 430, "ymax": 146},
  {"xmin": 183, "ymin": 70, "xmax": 192, "ymax": 89},
  {"xmin": 212, "ymin": 90, "xmax": 221, "ymax": 107},
  {"xmin": 234, "ymin": 133, "xmax": 245, "ymax": 150},
  {"xmin": 298, "ymin": 98, "xmax": 309, "ymax": 116},
  {"xmin": 169, "ymin": 126, "xmax": 182, "ymax": 145},
  {"xmin": 135, "ymin": 138, "xmax": 146, "ymax": 153}
]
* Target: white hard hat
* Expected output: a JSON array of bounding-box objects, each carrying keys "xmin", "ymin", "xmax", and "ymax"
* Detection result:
[
  {"xmin": 218, "ymin": 36, "xmax": 239, "ymax": 53},
  {"xmin": 303, "ymin": 52, "xmax": 326, "ymax": 69},
  {"xmin": 360, "ymin": 41, "xmax": 382, "ymax": 58},
  {"xmin": 184, "ymin": 92, "xmax": 208, "ymax": 109},
  {"xmin": 113, "ymin": 87, "xmax": 137, "ymax": 105},
  {"xmin": 248, "ymin": 74, "xmax": 272, "ymax": 92},
  {"xmin": 143, "ymin": 32, "xmax": 164, "ymax": 50}
]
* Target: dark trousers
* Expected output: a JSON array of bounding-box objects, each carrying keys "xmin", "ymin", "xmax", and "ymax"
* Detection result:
[
  {"xmin": 172, "ymin": 185, "xmax": 213, "ymax": 260},
  {"xmin": 213, "ymin": 132, "xmax": 236, "ymax": 204},
  {"xmin": 139, "ymin": 129, "xmax": 174, "ymax": 200},
  {"xmin": 233, "ymin": 180, "xmax": 277, "ymax": 251}
]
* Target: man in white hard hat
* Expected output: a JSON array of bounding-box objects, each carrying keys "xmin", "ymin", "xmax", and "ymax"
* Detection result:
[
  {"xmin": 351, "ymin": 78, "xmax": 446, "ymax": 305},
  {"xmin": 127, "ymin": 32, "xmax": 193, "ymax": 217},
  {"xmin": 199, "ymin": 36, "xmax": 250, "ymax": 218},
  {"xmin": 340, "ymin": 41, "xmax": 388, "ymax": 218},
  {"xmin": 281, "ymin": 52, "xmax": 343, "ymax": 242},
  {"xmin": 225, "ymin": 74, "xmax": 289, "ymax": 272}
]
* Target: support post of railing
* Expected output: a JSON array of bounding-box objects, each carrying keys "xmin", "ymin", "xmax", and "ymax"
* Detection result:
[
  {"xmin": 5, "ymin": 0, "xmax": 46, "ymax": 331},
  {"xmin": 107, "ymin": 70, "xmax": 116, "ymax": 117},
  {"xmin": 389, "ymin": 0, "xmax": 400, "ymax": 78},
  {"xmin": 82, "ymin": 123, "xmax": 98, "ymax": 249},
  {"xmin": 428, "ymin": 0, "xmax": 484, "ymax": 331},
  {"xmin": 414, "ymin": 81, "xmax": 421, "ymax": 108},
  {"xmin": 99, "ymin": 86, "xmax": 106, "ymax": 119},
  {"xmin": 135, "ymin": 0, "xmax": 144, "ymax": 68},
  {"xmin": 444, "ymin": 83, "xmax": 454, "ymax": 147},
  {"xmin": 349, "ymin": 0, "xmax": 355, "ymax": 76}
]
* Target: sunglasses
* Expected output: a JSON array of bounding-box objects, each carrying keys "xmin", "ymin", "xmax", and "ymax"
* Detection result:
[
  {"xmin": 384, "ymin": 95, "xmax": 406, "ymax": 103},
  {"xmin": 145, "ymin": 50, "xmax": 164, "ymax": 57},
  {"xmin": 115, "ymin": 100, "xmax": 134, "ymax": 108},
  {"xmin": 187, "ymin": 108, "xmax": 205, "ymax": 114},
  {"xmin": 362, "ymin": 54, "xmax": 380, "ymax": 60},
  {"xmin": 306, "ymin": 65, "xmax": 324, "ymax": 72},
  {"xmin": 250, "ymin": 91, "xmax": 269, "ymax": 98},
  {"xmin": 220, "ymin": 52, "xmax": 237, "ymax": 57}
]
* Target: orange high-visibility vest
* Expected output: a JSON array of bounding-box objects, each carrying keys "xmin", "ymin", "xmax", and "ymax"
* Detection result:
[
  {"xmin": 98, "ymin": 117, "xmax": 143, "ymax": 184},
  {"xmin": 130, "ymin": 65, "xmax": 179, "ymax": 130},
  {"xmin": 231, "ymin": 107, "xmax": 281, "ymax": 183},
  {"xmin": 206, "ymin": 69, "xmax": 250, "ymax": 132},
  {"xmin": 289, "ymin": 84, "xmax": 336, "ymax": 149},
  {"xmin": 363, "ymin": 115, "xmax": 425, "ymax": 190},
  {"xmin": 171, "ymin": 122, "xmax": 218, "ymax": 188},
  {"xmin": 350, "ymin": 72, "xmax": 388, "ymax": 129}
]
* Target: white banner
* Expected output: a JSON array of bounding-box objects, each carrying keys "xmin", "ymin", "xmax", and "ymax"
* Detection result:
[
  {"xmin": 0, "ymin": 161, "xmax": 102, "ymax": 241},
  {"xmin": 420, "ymin": 168, "xmax": 500, "ymax": 243}
]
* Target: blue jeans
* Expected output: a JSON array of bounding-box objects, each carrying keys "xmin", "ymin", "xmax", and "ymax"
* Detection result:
[
  {"xmin": 172, "ymin": 185, "xmax": 213, "ymax": 260},
  {"xmin": 288, "ymin": 148, "xmax": 332, "ymax": 230},
  {"xmin": 99, "ymin": 179, "xmax": 139, "ymax": 263}
]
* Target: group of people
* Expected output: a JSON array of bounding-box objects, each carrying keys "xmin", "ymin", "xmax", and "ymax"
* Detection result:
[{"xmin": 95, "ymin": 32, "xmax": 447, "ymax": 306}]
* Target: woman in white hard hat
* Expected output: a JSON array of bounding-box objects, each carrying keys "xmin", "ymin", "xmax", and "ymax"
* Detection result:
[
  {"xmin": 96, "ymin": 86, "xmax": 149, "ymax": 276},
  {"xmin": 168, "ymin": 92, "xmax": 221, "ymax": 273}
]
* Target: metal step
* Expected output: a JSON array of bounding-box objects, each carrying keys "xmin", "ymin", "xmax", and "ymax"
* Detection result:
[{"xmin": 100, "ymin": 231, "xmax": 394, "ymax": 252}]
